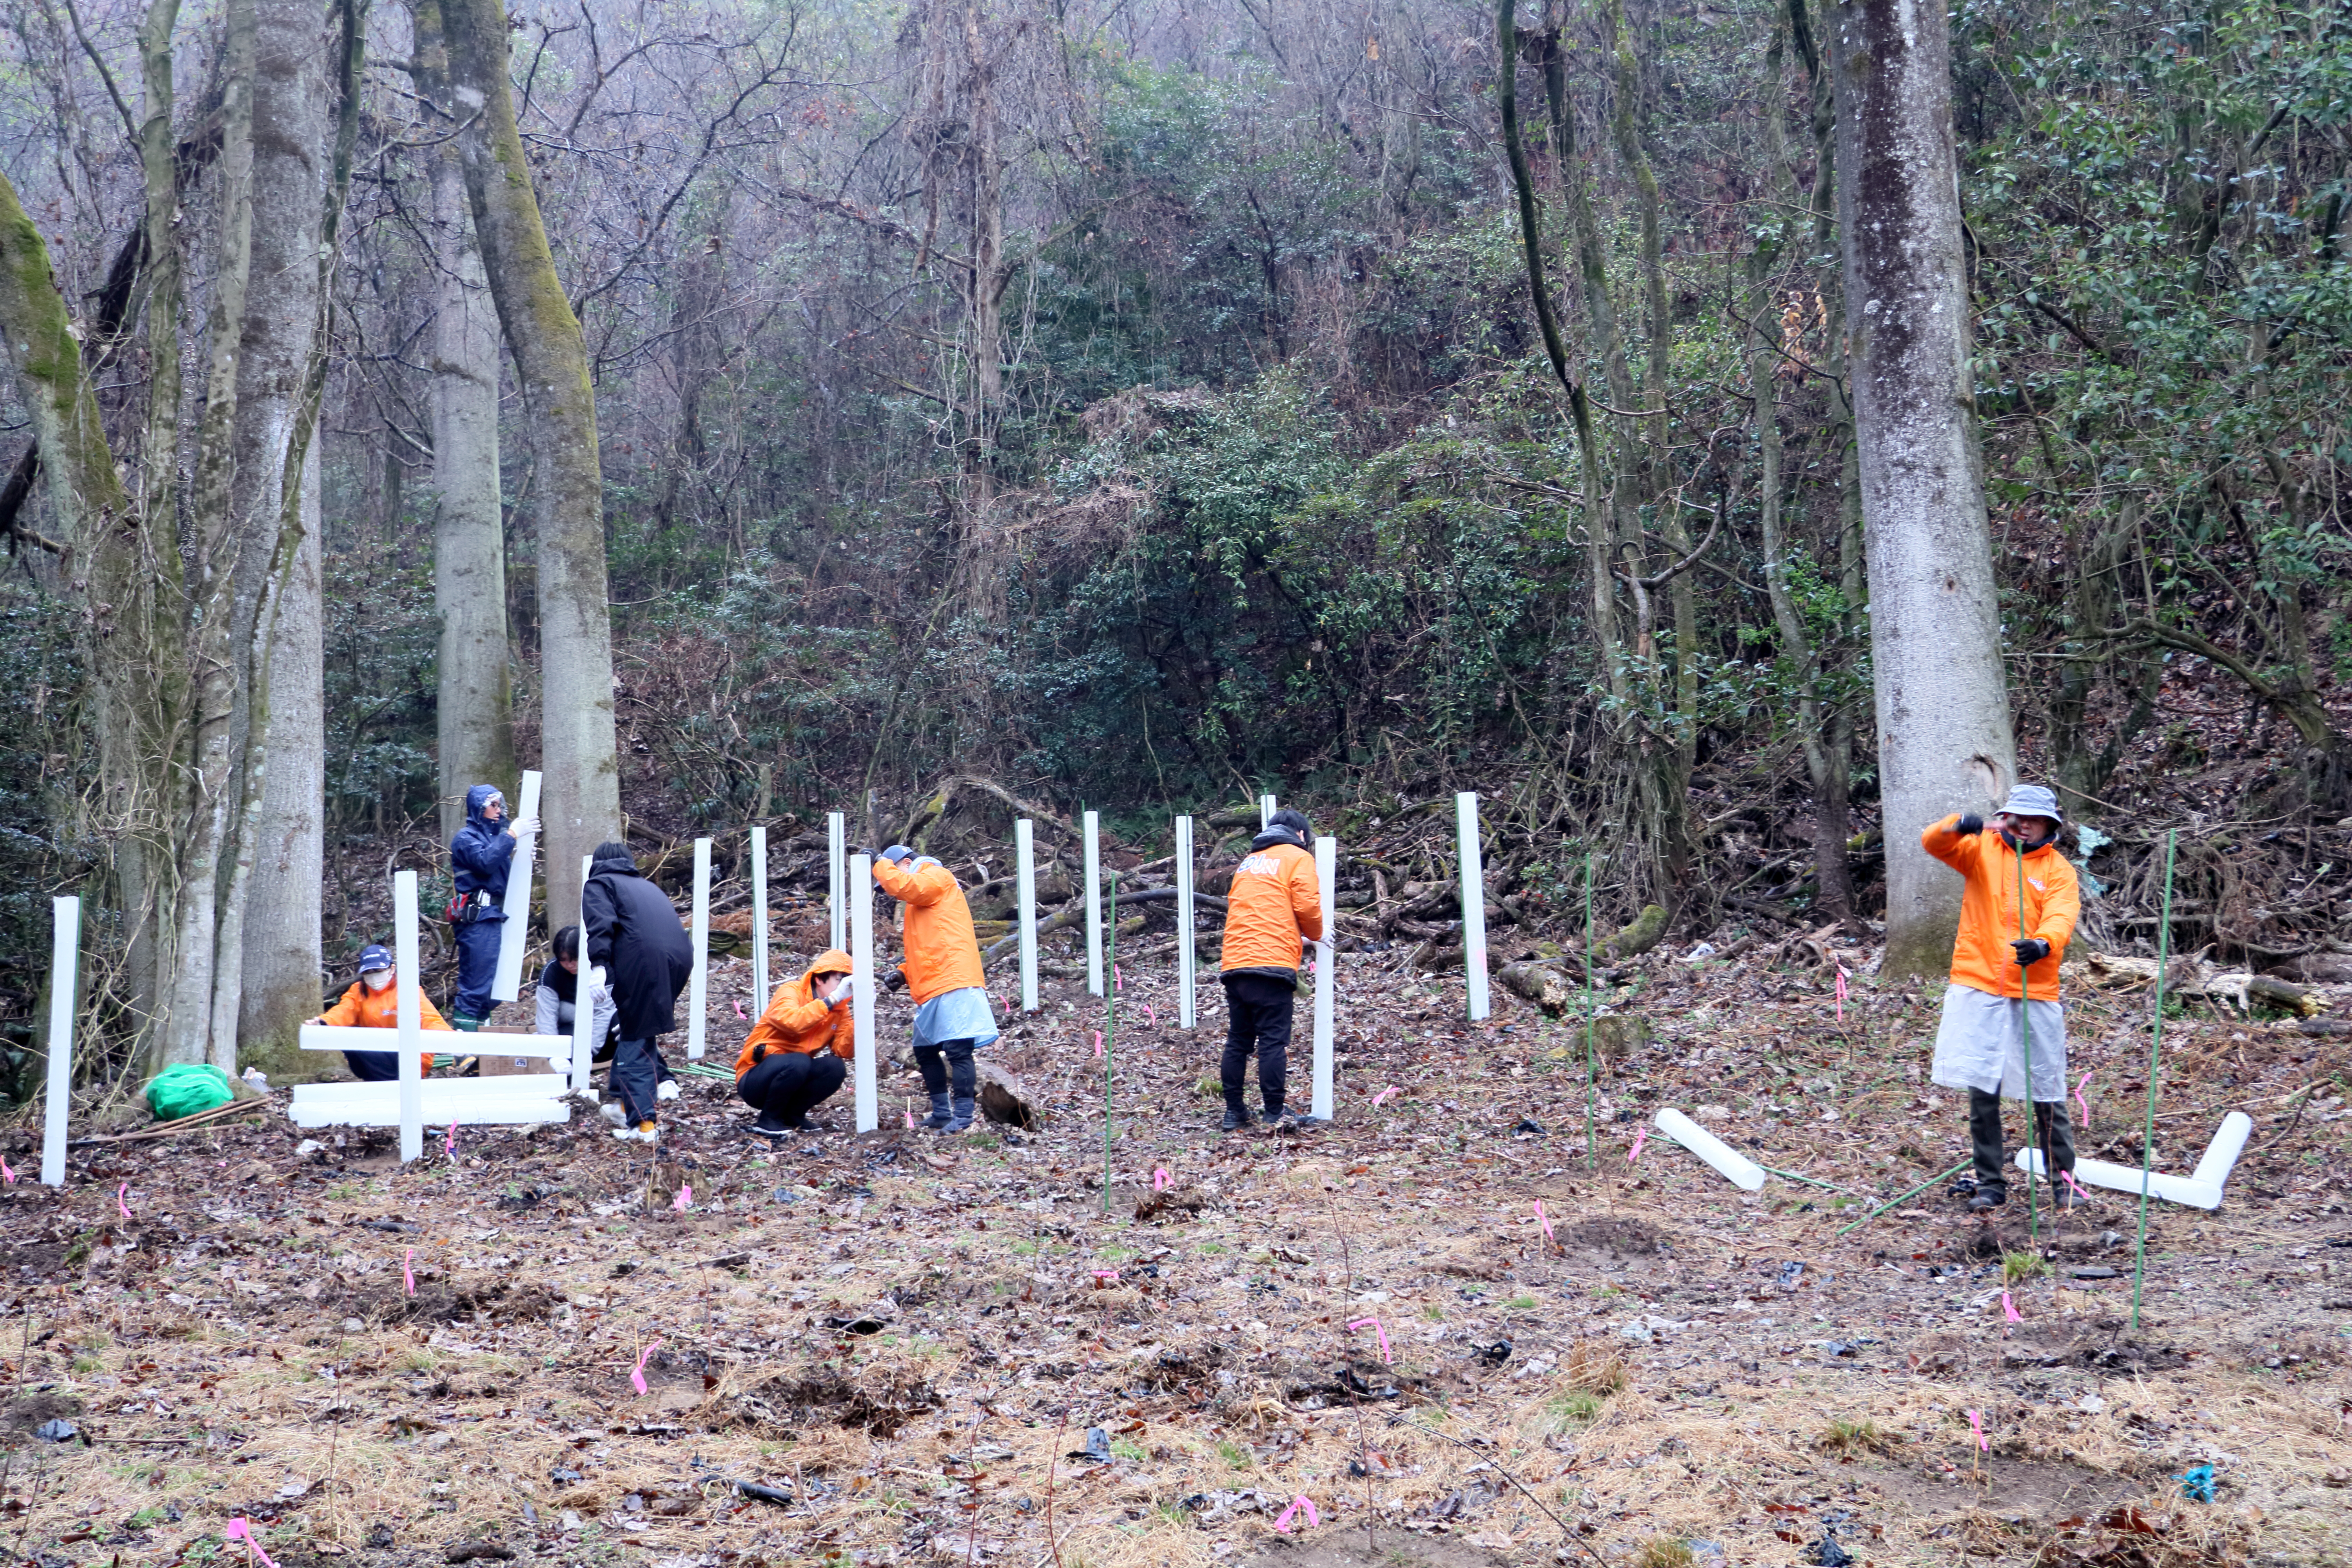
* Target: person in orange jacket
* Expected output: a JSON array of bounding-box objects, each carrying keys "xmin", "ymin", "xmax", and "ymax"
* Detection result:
[
  {"xmin": 735, "ymin": 949, "xmax": 855, "ymax": 1136},
  {"xmin": 1922, "ymin": 784, "xmax": 2082, "ymax": 1213},
  {"xmin": 871, "ymin": 846, "xmax": 998, "ymax": 1132},
  {"xmin": 311, "ymin": 944, "xmax": 451, "ymax": 1080},
  {"xmin": 1218, "ymin": 808, "xmax": 1324, "ymax": 1132}
]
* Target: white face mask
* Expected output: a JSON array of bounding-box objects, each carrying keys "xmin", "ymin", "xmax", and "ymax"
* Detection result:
[{"xmin": 362, "ymin": 969, "xmax": 394, "ymax": 992}]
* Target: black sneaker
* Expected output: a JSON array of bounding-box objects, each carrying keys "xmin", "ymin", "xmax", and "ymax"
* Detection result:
[
  {"xmin": 751, "ymin": 1111, "xmax": 793, "ymax": 1138},
  {"xmin": 1968, "ymin": 1191, "xmax": 2007, "ymax": 1213},
  {"xmin": 1220, "ymin": 1106, "xmax": 1257, "ymax": 1132}
]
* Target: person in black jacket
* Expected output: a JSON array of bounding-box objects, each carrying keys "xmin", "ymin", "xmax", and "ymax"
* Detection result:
[{"xmin": 581, "ymin": 842, "xmax": 694, "ymax": 1142}]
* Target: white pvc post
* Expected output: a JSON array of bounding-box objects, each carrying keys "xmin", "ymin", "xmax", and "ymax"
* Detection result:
[
  {"xmin": 39, "ymin": 895, "xmax": 78, "ymax": 1187},
  {"xmin": 1016, "ymin": 818, "xmax": 1039, "ymax": 1012},
  {"xmin": 1653, "ymin": 1107, "xmax": 1768, "ymax": 1191},
  {"xmin": 750, "ymin": 826, "xmax": 770, "ymax": 1009},
  {"xmin": 572, "ymin": 854, "xmax": 595, "ymax": 1094},
  {"xmin": 1457, "ymin": 791, "xmax": 1490, "ymax": 1021},
  {"xmin": 1174, "ymin": 815, "xmax": 1196, "ymax": 1029},
  {"xmin": 394, "ymin": 870, "xmax": 424, "ymax": 1163},
  {"xmin": 828, "ymin": 812, "xmax": 847, "ymax": 951},
  {"xmin": 1260, "ymin": 794, "xmax": 1277, "ymax": 829},
  {"xmin": 490, "ymin": 769, "xmax": 542, "ymax": 1002},
  {"xmin": 1083, "ymin": 810, "xmax": 1103, "ymax": 997},
  {"xmin": 1312, "ymin": 835, "xmax": 1336, "ymax": 1121},
  {"xmin": 849, "ymin": 853, "xmax": 877, "ymax": 1132},
  {"xmin": 686, "ymin": 837, "xmax": 711, "ymax": 1060}
]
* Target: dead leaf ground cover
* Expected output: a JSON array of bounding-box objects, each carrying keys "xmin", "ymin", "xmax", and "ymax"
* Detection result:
[{"xmin": 4, "ymin": 936, "xmax": 2347, "ymax": 1568}]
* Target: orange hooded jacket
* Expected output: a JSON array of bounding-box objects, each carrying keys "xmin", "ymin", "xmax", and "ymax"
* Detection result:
[
  {"xmin": 1921, "ymin": 813, "xmax": 2080, "ymax": 998},
  {"xmin": 319, "ymin": 978, "xmax": 450, "ymax": 1071},
  {"xmin": 735, "ymin": 949, "xmax": 856, "ymax": 1080},
  {"xmin": 871, "ymin": 857, "xmax": 986, "ymax": 1005},
  {"xmin": 1220, "ymin": 839, "xmax": 1324, "ymax": 976}
]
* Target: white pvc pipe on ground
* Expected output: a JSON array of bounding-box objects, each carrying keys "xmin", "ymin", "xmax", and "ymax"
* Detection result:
[
  {"xmin": 1084, "ymin": 810, "xmax": 1103, "ymax": 996},
  {"xmin": 1456, "ymin": 792, "xmax": 1490, "ymax": 1021},
  {"xmin": 2016, "ymin": 1111, "xmax": 2251, "ymax": 1210},
  {"xmin": 1016, "ymin": 819, "xmax": 1039, "ymax": 1012},
  {"xmin": 571, "ymin": 854, "xmax": 596, "ymax": 1094},
  {"xmin": 850, "ymin": 853, "xmax": 877, "ymax": 1132},
  {"xmin": 1311, "ymin": 835, "xmax": 1336, "ymax": 1121},
  {"xmin": 2189, "ymin": 1109, "xmax": 2254, "ymax": 1187},
  {"xmin": 1175, "ymin": 815, "xmax": 1196, "ymax": 1030},
  {"xmin": 491, "ymin": 770, "xmax": 542, "ymax": 1002},
  {"xmin": 828, "ymin": 813, "xmax": 847, "ymax": 952},
  {"xmin": 39, "ymin": 895, "xmax": 77, "ymax": 1187},
  {"xmin": 750, "ymin": 826, "xmax": 769, "ymax": 1008},
  {"xmin": 686, "ymin": 837, "xmax": 711, "ymax": 1060},
  {"xmin": 1653, "ymin": 1107, "xmax": 1768, "ymax": 1191},
  {"xmin": 394, "ymin": 870, "xmax": 424, "ymax": 1163}
]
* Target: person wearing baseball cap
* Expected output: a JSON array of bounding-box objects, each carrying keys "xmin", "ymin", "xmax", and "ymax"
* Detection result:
[
  {"xmin": 310, "ymin": 944, "xmax": 453, "ymax": 1080},
  {"xmin": 1921, "ymin": 784, "xmax": 2082, "ymax": 1213}
]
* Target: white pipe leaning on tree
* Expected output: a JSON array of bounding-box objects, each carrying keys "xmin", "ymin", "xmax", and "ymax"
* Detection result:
[
  {"xmin": 394, "ymin": 870, "xmax": 425, "ymax": 1163},
  {"xmin": 849, "ymin": 852, "xmax": 877, "ymax": 1132},
  {"xmin": 1260, "ymin": 794, "xmax": 1276, "ymax": 830},
  {"xmin": 686, "ymin": 837, "xmax": 711, "ymax": 1061},
  {"xmin": 1174, "ymin": 815, "xmax": 1196, "ymax": 1029},
  {"xmin": 1016, "ymin": 818, "xmax": 1039, "ymax": 1012},
  {"xmin": 750, "ymin": 826, "xmax": 770, "ymax": 1009},
  {"xmin": 1083, "ymin": 810, "xmax": 1103, "ymax": 996},
  {"xmin": 40, "ymin": 895, "xmax": 78, "ymax": 1187},
  {"xmin": 828, "ymin": 812, "xmax": 847, "ymax": 951},
  {"xmin": 1456, "ymin": 792, "xmax": 1490, "ymax": 1021},
  {"xmin": 571, "ymin": 854, "xmax": 596, "ymax": 1094},
  {"xmin": 490, "ymin": 769, "xmax": 542, "ymax": 1002},
  {"xmin": 1312, "ymin": 834, "xmax": 1336, "ymax": 1121}
]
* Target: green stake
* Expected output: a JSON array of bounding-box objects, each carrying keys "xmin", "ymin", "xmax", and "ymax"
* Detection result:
[
  {"xmin": 1836, "ymin": 1160, "xmax": 1972, "ymax": 1237},
  {"xmin": 1103, "ymin": 867, "xmax": 1118, "ymax": 1215},
  {"xmin": 2016, "ymin": 840, "xmax": 2038, "ymax": 1245},
  {"xmin": 2132, "ymin": 830, "xmax": 2176, "ymax": 1334},
  {"xmin": 1583, "ymin": 851, "xmax": 1597, "ymax": 1174}
]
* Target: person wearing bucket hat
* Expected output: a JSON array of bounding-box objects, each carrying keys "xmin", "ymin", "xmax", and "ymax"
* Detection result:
[{"xmin": 1921, "ymin": 784, "xmax": 2082, "ymax": 1212}]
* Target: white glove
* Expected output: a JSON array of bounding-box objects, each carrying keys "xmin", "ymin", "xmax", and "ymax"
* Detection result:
[{"xmin": 511, "ymin": 817, "xmax": 540, "ymax": 838}]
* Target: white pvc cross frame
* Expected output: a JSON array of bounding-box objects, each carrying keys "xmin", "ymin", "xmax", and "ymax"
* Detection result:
[
  {"xmin": 1016, "ymin": 818, "xmax": 1039, "ymax": 1012},
  {"xmin": 1457, "ymin": 791, "xmax": 1490, "ymax": 1021},
  {"xmin": 490, "ymin": 769, "xmax": 542, "ymax": 1002},
  {"xmin": 394, "ymin": 869, "xmax": 425, "ymax": 1162},
  {"xmin": 686, "ymin": 837, "xmax": 711, "ymax": 1060},
  {"xmin": 1174, "ymin": 815, "xmax": 1196, "ymax": 1030},
  {"xmin": 850, "ymin": 852, "xmax": 877, "ymax": 1132},
  {"xmin": 750, "ymin": 825, "xmax": 770, "ymax": 1011},
  {"xmin": 1083, "ymin": 810, "xmax": 1103, "ymax": 997},
  {"xmin": 40, "ymin": 895, "xmax": 78, "ymax": 1187}
]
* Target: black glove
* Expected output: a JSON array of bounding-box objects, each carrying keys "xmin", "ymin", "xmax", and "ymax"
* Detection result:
[
  {"xmin": 2011, "ymin": 937, "xmax": 2051, "ymax": 966},
  {"xmin": 1956, "ymin": 813, "xmax": 1985, "ymax": 836}
]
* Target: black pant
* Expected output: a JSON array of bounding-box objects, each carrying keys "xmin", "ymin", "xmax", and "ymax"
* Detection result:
[
  {"xmin": 345, "ymin": 1051, "xmax": 400, "ymax": 1082},
  {"xmin": 914, "ymin": 1038, "xmax": 976, "ymax": 1100},
  {"xmin": 1970, "ymin": 1089, "xmax": 2076, "ymax": 1200},
  {"xmin": 739, "ymin": 1051, "xmax": 846, "ymax": 1126},
  {"xmin": 1220, "ymin": 973, "xmax": 1294, "ymax": 1115},
  {"xmin": 611, "ymin": 1038, "xmax": 668, "ymax": 1125},
  {"xmin": 593, "ymin": 1032, "xmax": 675, "ymax": 1085}
]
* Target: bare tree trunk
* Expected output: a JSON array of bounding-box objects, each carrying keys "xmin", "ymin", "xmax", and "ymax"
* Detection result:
[
  {"xmin": 438, "ymin": 0, "xmax": 622, "ymax": 927},
  {"xmin": 1831, "ymin": 0, "xmax": 2014, "ymax": 978},
  {"xmin": 425, "ymin": 125, "xmax": 515, "ymax": 843}
]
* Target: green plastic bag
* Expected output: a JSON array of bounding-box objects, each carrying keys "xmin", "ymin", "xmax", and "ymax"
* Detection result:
[{"xmin": 145, "ymin": 1062, "xmax": 234, "ymax": 1122}]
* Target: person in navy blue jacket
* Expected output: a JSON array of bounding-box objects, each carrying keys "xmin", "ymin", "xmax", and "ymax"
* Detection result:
[{"xmin": 447, "ymin": 783, "xmax": 536, "ymax": 1027}]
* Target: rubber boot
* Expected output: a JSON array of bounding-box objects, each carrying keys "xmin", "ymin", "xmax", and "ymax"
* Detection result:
[
  {"xmin": 451, "ymin": 1014, "xmax": 483, "ymax": 1032},
  {"xmin": 920, "ymin": 1092, "xmax": 953, "ymax": 1130},
  {"xmin": 943, "ymin": 1096, "xmax": 976, "ymax": 1134}
]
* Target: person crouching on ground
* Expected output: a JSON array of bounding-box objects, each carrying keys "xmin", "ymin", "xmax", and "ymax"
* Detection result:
[
  {"xmin": 735, "ymin": 949, "xmax": 855, "ymax": 1136},
  {"xmin": 446, "ymin": 784, "xmax": 536, "ymax": 1029},
  {"xmin": 312, "ymin": 944, "xmax": 451, "ymax": 1080},
  {"xmin": 582, "ymin": 841, "xmax": 695, "ymax": 1143},
  {"xmin": 1218, "ymin": 808, "xmax": 1324, "ymax": 1132},
  {"xmin": 1923, "ymin": 784, "xmax": 2082, "ymax": 1212},
  {"xmin": 870, "ymin": 846, "xmax": 997, "ymax": 1132},
  {"xmin": 535, "ymin": 924, "xmax": 679, "ymax": 1100}
]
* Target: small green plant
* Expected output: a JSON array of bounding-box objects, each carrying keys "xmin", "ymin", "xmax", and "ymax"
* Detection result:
[
  {"xmin": 1110, "ymin": 1439, "xmax": 1148, "ymax": 1462},
  {"xmin": 71, "ymin": 1354, "xmax": 101, "ymax": 1373},
  {"xmin": 2002, "ymin": 1251, "xmax": 2051, "ymax": 1285},
  {"xmin": 1632, "ymin": 1538, "xmax": 1695, "ymax": 1568},
  {"xmin": 1216, "ymin": 1439, "xmax": 1250, "ymax": 1469},
  {"xmin": 126, "ymin": 1507, "xmax": 169, "ymax": 1529},
  {"xmin": 1421, "ymin": 1303, "xmax": 1445, "ymax": 1322},
  {"xmin": 1543, "ymin": 1390, "xmax": 1604, "ymax": 1430},
  {"xmin": 1196, "ymin": 1241, "xmax": 1228, "ymax": 1255},
  {"xmin": 1505, "ymin": 1294, "xmax": 1537, "ymax": 1310},
  {"xmin": 1817, "ymin": 1417, "xmax": 1891, "ymax": 1455}
]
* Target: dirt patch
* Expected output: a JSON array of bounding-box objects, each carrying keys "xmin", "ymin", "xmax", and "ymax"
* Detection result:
[
  {"xmin": 1861, "ymin": 1451, "xmax": 2144, "ymax": 1519},
  {"xmin": 0, "ymin": 1392, "xmax": 83, "ymax": 1434},
  {"xmin": 722, "ymin": 1363, "xmax": 943, "ymax": 1438},
  {"xmin": 1243, "ymin": 1526, "xmax": 1513, "ymax": 1568},
  {"xmin": 1559, "ymin": 1216, "xmax": 1664, "ymax": 1255}
]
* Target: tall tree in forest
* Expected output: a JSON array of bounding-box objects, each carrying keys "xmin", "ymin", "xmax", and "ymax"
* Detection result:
[
  {"xmin": 436, "ymin": 0, "xmax": 623, "ymax": 924},
  {"xmin": 1829, "ymin": 0, "xmax": 2014, "ymax": 977},
  {"xmin": 413, "ymin": 0, "xmax": 517, "ymax": 844}
]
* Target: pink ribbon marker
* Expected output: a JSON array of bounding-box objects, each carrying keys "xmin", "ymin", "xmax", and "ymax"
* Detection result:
[
  {"xmin": 1534, "ymin": 1200, "xmax": 1555, "ymax": 1245},
  {"xmin": 1144, "ymin": 1002, "xmax": 1156, "ymax": 1025},
  {"xmin": 905, "ymin": 1099, "xmax": 916, "ymax": 1129},
  {"xmin": 1152, "ymin": 1168, "xmax": 1171, "ymax": 1191},
  {"xmin": 2074, "ymin": 1070, "xmax": 2093, "ymax": 1129},
  {"xmin": 733, "ymin": 999, "xmax": 748, "ymax": 1020},
  {"xmin": 1371, "ymin": 1085, "xmax": 1399, "ymax": 1108},
  {"xmin": 1627, "ymin": 1126, "xmax": 1648, "ymax": 1164},
  {"xmin": 2062, "ymin": 1169, "xmax": 2092, "ymax": 1206},
  {"xmin": 2002, "ymin": 1291, "xmax": 2022, "ymax": 1323},
  {"xmin": 673, "ymin": 1184, "xmax": 692, "ymax": 1212},
  {"xmin": 117, "ymin": 1181, "xmax": 132, "ymax": 1220},
  {"xmin": 631, "ymin": 1336, "xmax": 662, "ymax": 1395},
  {"xmin": 1091, "ymin": 1269, "xmax": 1121, "ymax": 1286},
  {"xmin": 1347, "ymin": 1316, "xmax": 1392, "ymax": 1363},
  {"xmin": 2, "ymin": 1154, "xmax": 16, "ymax": 1185},
  {"xmin": 1113, "ymin": 964, "xmax": 1123, "ymax": 992},
  {"xmin": 1273, "ymin": 1494, "xmax": 1319, "ymax": 1533},
  {"xmin": 403, "ymin": 1247, "xmax": 416, "ymax": 1295},
  {"xmin": 1834, "ymin": 965, "xmax": 1849, "ymax": 1022},
  {"xmin": 223, "ymin": 1519, "xmax": 278, "ymax": 1568},
  {"xmin": 1967, "ymin": 1408, "xmax": 1987, "ymax": 1451},
  {"xmin": 1091, "ymin": 1030, "xmax": 1103, "ymax": 1058},
  {"xmin": 446, "ymin": 1120, "xmax": 458, "ymax": 1158}
]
